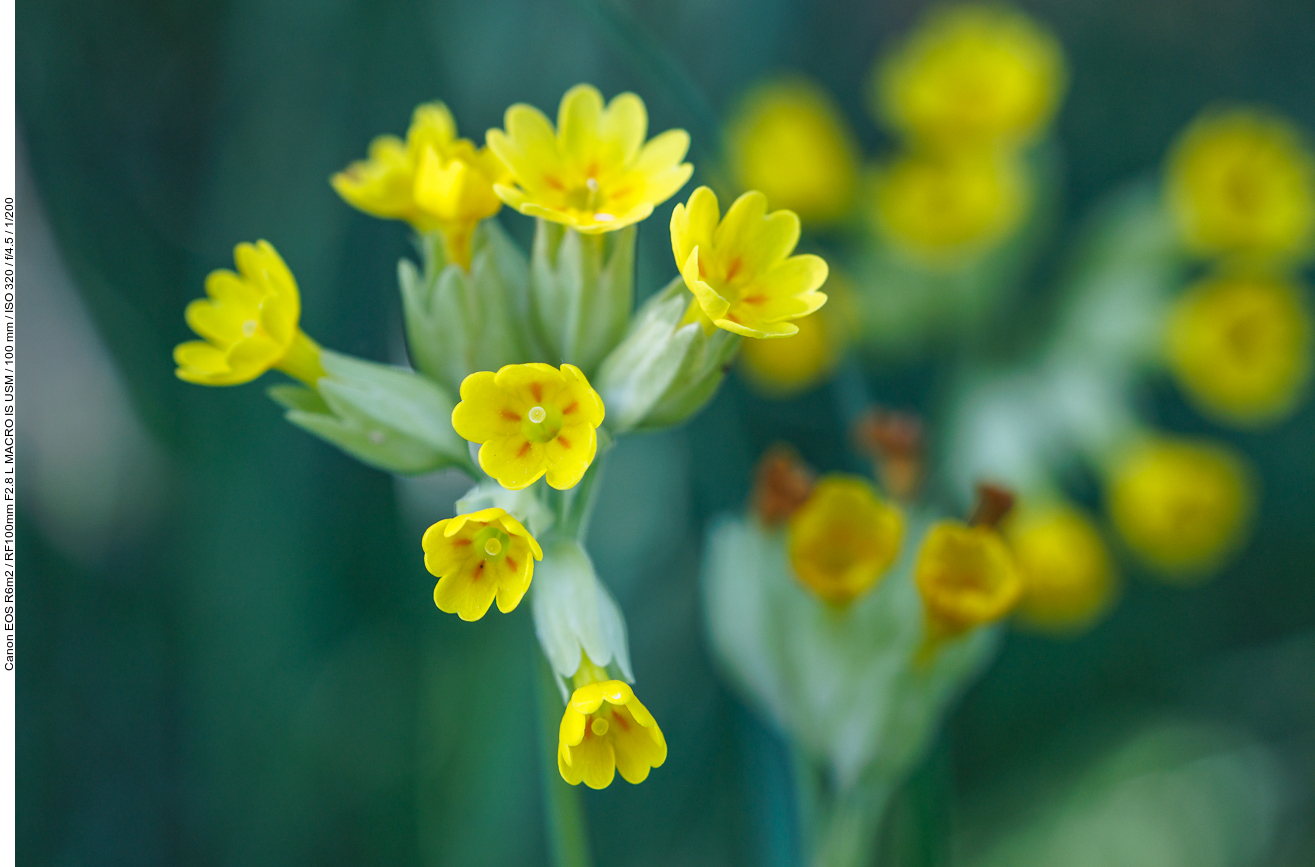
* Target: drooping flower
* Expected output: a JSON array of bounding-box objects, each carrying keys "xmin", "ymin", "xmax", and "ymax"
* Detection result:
[
  {"xmin": 671, "ymin": 187, "xmax": 829, "ymax": 338},
  {"xmin": 451, "ymin": 363, "xmax": 606, "ymax": 490},
  {"xmin": 422, "ymin": 507, "xmax": 543, "ymax": 621},
  {"xmin": 728, "ymin": 79, "xmax": 861, "ymax": 225},
  {"xmin": 558, "ymin": 673, "xmax": 667, "ymax": 789},
  {"xmin": 331, "ymin": 102, "xmax": 508, "ymax": 267},
  {"xmin": 787, "ymin": 475, "xmax": 904, "ymax": 604},
  {"xmin": 874, "ymin": 4, "xmax": 1066, "ymax": 149},
  {"xmin": 1006, "ymin": 505, "xmax": 1117, "ymax": 633},
  {"xmin": 486, "ymin": 84, "xmax": 693, "ymax": 234},
  {"xmin": 1107, "ymin": 438, "xmax": 1253, "ymax": 577},
  {"xmin": 1166, "ymin": 272, "xmax": 1312, "ymax": 424},
  {"xmin": 174, "ymin": 240, "xmax": 324, "ymax": 386},
  {"xmin": 915, "ymin": 521, "xmax": 1022, "ymax": 636}
]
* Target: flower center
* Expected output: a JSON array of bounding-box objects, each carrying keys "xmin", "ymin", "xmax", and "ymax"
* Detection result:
[
  {"xmin": 590, "ymin": 717, "xmax": 610, "ymax": 737},
  {"xmin": 484, "ymin": 537, "xmax": 503, "ymax": 556},
  {"xmin": 473, "ymin": 525, "xmax": 510, "ymax": 560},
  {"xmin": 522, "ymin": 403, "xmax": 563, "ymax": 444},
  {"xmin": 242, "ymin": 319, "xmax": 259, "ymax": 338},
  {"xmin": 527, "ymin": 405, "xmax": 547, "ymax": 424}
]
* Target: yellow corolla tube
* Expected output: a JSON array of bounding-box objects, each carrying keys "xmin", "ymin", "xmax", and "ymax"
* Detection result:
[
  {"xmin": 1006, "ymin": 505, "xmax": 1117, "ymax": 633},
  {"xmin": 174, "ymin": 240, "xmax": 323, "ymax": 387},
  {"xmin": 422, "ymin": 507, "xmax": 543, "ymax": 621},
  {"xmin": 915, "ymin": 521, "xmax": 1022, "ymax": 639},
  {"xmin": 787, "ymin": 475, "xmax": 904, "ymax": 604},
  {"xmin": 671, "ymin": 187, "xmax": 829, "ymax": 338},
  {"xmin": 486, "ymin": 84, "xmax": 693, "ymax": 234},
  {"xmin": 557, "ymin": 661, "xmax": 666, "ymax": 789},
  {"xmin": 451, "ymin": 363, "xmax": 606, "ymax": 491}
]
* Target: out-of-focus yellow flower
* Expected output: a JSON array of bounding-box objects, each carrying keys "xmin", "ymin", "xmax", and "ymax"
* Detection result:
[
  {"xmin": 739, "ymin": 272, "xmax": 855, "ymax": 395},
  {"xmin": 451, "ymin": 363, "xmax": 605, "ymax": 490},
  {"xmin": 332, "ymin": 103, "xmax": 508, "ymax": 267},
  {"xmin": 671, "ymin": 187, "xmax": 828, "ymax": 338},
  {"xmin": 174, "ymin": 240, "xmax": 323, "ymax": 387},
  {"xmin": 422, "ymin": 507, "xmax": 543, "ymax": 621},
  {"xmin": 558, "ymin": 664, "xmax": 666, "ymax": 789},
  {"xmin": 915, "ymin": 521, "xmax": 1022, "ymax": 636},
  {"xmin": 1167, "ymin": 273, "xmax": 1312, "ymax": 424},
  {"xmin": 1006, "ymin": 505, "xmax": 1116, "ymax": 633},
  {"xmin": 1167, "ymin": 109, "xmax": 1315, "ymax": 262},
  {"xmin": 486, "ymin": 84, "xmax": 693, "ymax": 234},
  {"xmin": 728, "ymin": 79, "xmax": 861, "ymax": 225},
  {"xmin": 872, "ymin": 151, "xmax": 1026, "ymax": 259},
  {"xmin": 875, "ymin": 4, "xmax": 1066, "ymax": 149},
  {"xmin": 1108, "ymin": 439, "xmax": 1253, "ymax": 577},
  {"xmin": 788, "ymin": 476, "xmax": 903, "ymax": 604}
]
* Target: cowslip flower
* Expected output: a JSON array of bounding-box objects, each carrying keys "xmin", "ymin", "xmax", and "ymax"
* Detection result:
[
  {"xmin": 332, "ymin": 102, "xmax": 508, "ymax": 268},
  {"xmin": 671, "ymin": 187, "xmax": 829, "ymax": 338},
  {"xmin": 728, "ymin": 79, "xmax": 860, "ymax": 225},
  {"xmin": 486, "ymin": 84, "xmax": 693, "ymax": 234},
  {"xmin": 174, "ymin": 240, "xmax": 324, "ymax": 386},
  {"xmin": 1167, "ymin": 109, "xmax": 1315, "ymax": 262},
  {"xmin": 451, "ymin": 363, "xmax": 605, "ymax": 490},
  {"xmin": 422, "ymin": 507, "xmax": 543, "ymax": 621},
  {"xmin": 787, "ymin": 475, "xmax": 904, "ymax": 604},
  {"xmin": 1108, "ymin": 438, "xmax": 1252, "ymax": 577},
  {"xmin": 1006, "ymin": 505, "xmax": 1116, "ymax": 633},
  {"xmin": 1166, "ymin": 273, "xmax": 1312, "ymax": 424},
  {"xmin": 915, "ymin": 521, "xmax": 1022, "ymax": 637},
  {"xmin": 875, "ymin": 4, "xmax": 1066, "ymax": 149},
  {"xmin": 558, "ymin": 662, "xmax": 666, "ymax": 789}
]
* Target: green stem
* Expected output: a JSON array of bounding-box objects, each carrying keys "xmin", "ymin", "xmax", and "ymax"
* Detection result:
[
  {"xmin": 556, "ymin": 439, "xmax": 612, "ymax": 541},
  {"xmin": 794, "ymin": 755, "xmax": 894, "ymax": 867},
  {"xmin": 536, "ymin": 656, "xmax": 594, "ymax": 867}
]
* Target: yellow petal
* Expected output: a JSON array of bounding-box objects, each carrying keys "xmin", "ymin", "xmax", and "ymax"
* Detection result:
[
  {"xmin": 557, "ymin": 84, "xmax": 605, "ymax": 163},
  {"xmin": 600, "ymin": 91, "xmax": 648, "ymax": 164},
  {"xmin": 433, "ymin": 569, "xmax": 499, "ymax": 621},
  {"xmin": 544, "ymin": 425, "xmax": 597, "ymax": 490},
  {"xmin": 479, "ymin": 436, "xmax": 547, "ymax": 490},
  {"xmin": 671, "ymin": 186, "xmax": 720, "ymax": 271}
]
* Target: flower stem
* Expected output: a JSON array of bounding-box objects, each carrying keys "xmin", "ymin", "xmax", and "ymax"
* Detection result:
[
  {"xmin": 536, "ymin": 656, "xmax": 594, "ymax": 867},
  {"xmin": 794, "ymin": 755, "xmax": 893, "ymax": 867}
]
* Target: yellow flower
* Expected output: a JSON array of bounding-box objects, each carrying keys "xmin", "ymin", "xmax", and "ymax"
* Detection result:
[
  {"xmin": 1006, "ymin": 506, "xmax": 1116, "ymax": 632},
  {"xmin": 451, "ymin": 363, "xmax": 605, "ymax": 490},
  {"xmin": 1167, "ymin": 109, "xmax": 1315, "ymax": 262},
  {"xmin": 872, "ymin": 151, "xmax": 1026, "ymax": 259},
  {"xmin": 558, "ymin": 677, "xmax": 666, "ymax": 789},
  {"xmin": 787, "ymin": 475, "xmax": 904, "ymax": 604},
  {"xmin": 875, "ymin": 4, "xmax": 1066, "ymax": 149},
  {"xmin": 671, "ymin": 187, "xmax": 828, "ymax": 338},
  {"xmin": 728, "ymin": 79, "xmax": 861, "ymax": 225},
  {"xmin": 174, "ymin": 240, "xmax": 323, "ymax": 387},
  {"xmin": 331, "ymin": 102, "xmax": 508, "ymax": 267},
  {"xmin": 1167, "ymin": 273, "xmax": 1312, "ymax": 424},
  {"xmin": 486, "ymin": 84, "xmax": 693, "ymax": 234},
  {"xmin": 1108, "ymin": 439, "xmax": 1253, "ymax": 577},
  {"xmin": 422, "ymin": 507, "xmax": 543, "ymax": 621},
  {"xmin": 915, "ymin": 521, "xmax": 1022, "ymax": 635}
]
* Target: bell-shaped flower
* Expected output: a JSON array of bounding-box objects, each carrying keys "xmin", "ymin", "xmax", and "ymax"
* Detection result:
[
  {"xmin": 915, "ymin": 521, "xmax": 1022, "ymax": 638},
  {"xmin": 422, "ymin": 507, "xmax": 543, "ymax": 621},
  {"xmin": 558, "ymin": 678, "xmax": 667, "ymax": 789},
  {"xmin": 787, "ymin": 475, "xmax": 904, "ymax": 604}
]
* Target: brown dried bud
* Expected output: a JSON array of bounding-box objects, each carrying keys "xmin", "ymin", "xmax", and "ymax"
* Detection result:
[
  {"xmin": 852, "ymin": 410, "xmax": 924, "ymax": 500},
  {"xmin": 969, "ymin": 482, "xmax": 1016, "ymax": 529},
  {"xmin": 752, "ymin": 445, "xmax": 816, "ymax": 527}
]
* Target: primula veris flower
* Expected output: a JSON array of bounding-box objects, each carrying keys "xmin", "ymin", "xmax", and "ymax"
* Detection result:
[
  {"xmin": 788, "ymin": 475, "xmax": 904, "ymax": 604},
  {"xmin": 1007, "ymin": 506, "xmax": 1116, "ymax": 632},
  {"xmin": 558, "ymin": 678, "xmax": 667, "ymax": 789},
  {"xmin": 1167, "ymin": 109, "xmax": 1315, "ymax": 262},
  {"xmin": 332, "ymin": 102, "xmax": 508, "ymax": 267},
  {"xmin": 486, "ymin": 84, "xmax": 693, "ymax": 234},
  {"xmin": 1167, "ymin": 273, "xmax": 1312, "ymax": 424},
  {"xmin": 1108, "ymin": 439, "xmax": 1252, "ymax": 577},
  {"xmin": 915, "ymin": 521, "xmax": 1022, "ymax": 635},
  {"xmin": 451, "ymin": 363, "xmax": 605, "ymax": 490},
  {"xmin": 728, "ymin": 79, "xmax": 860, "ymax": 225},
  {"xmin": 875, "ymin": 4, "xmax": 1066, "ymax": 148},
  {"xmin": 872, "ymin": 151, "xmax": 1026, "ymax": 258},
  {"xmin": 174, "ymin": 240, "xmax": 323, "ymax": 386},
  {"xmin": 422, "ymin": 507, "xmax": 543, "ymax": 621},
  {"xmin": 671, "ymin": 187, "xmax": 829, "ymax": 338}
]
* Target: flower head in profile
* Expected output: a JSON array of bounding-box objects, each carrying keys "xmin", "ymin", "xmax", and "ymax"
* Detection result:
[
  {"xmin": 452, "ymin": 363, "xmax": 605, "ymax": 490},
  {"xmin": 671, "ymin": 187, "xmax": 829, "ymax": 338},
  {"xmin": 1167, "ymin": 273, "xmax": 1312, "ymax": 424},
  {"xmin": 422, "ymin": 507, "xmax": 543, "ymax": 621},
  {"xmin": 875, "ymin": 4, "xmax": 1066, "ymax": 149},
  {"xmin": 1108, "ymin": 438, "xmax": 1253, "ymax": 577},
  {"xmin": 787, "ymin": 475, "xmax": 904, "ymax": 604},
  {"xmin": 728, "ymin": 79, "xmax": 860, "ymax": 225},
  {"xmin": 174, "ymin": 240, "xmax": 323, "ymax": 386},
  {"xmin": 486, "ymin": 84, "xmax": 693, "ymax": 234},
  {"xmin": 558, "ymin": 677, "xmax": 667, "ymax": 789},
  {"xmin": 1167, "ymin": 109, "xmax": 1315, "ymax": 262},
  {"xmin": 1006, "ymin": 505, "xmax": 1116, "ymax": 633},
  {"xmin": 331, "ymin": 102, "xmax": 508, "ymax": 267},
  {"xmin": 740, "ymin": 272, "xmax": 854, "ymax": 395},
  {"xmin": 915, "ymin": 521, "xmax": 1022, "ymax": 637}
]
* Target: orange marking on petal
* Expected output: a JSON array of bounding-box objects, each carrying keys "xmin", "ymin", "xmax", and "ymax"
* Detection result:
[
  {"xmin": 544, "ymin": 175, "xmax": 564, "ymax": 191},
  {"xmin": 611, "ymin": 712, "xmax": 631, "ymax": 732},
  {"xmin": 472, "ymin": 562, "xmax": 485, "ymax": 581},
  {"xmin": 501, "ymin": 409, "xmax": 520, "ymax": 421},
  {"xmin": 505, "ymin": 556, "xmax": 518, "ymax": 571},
  {"xmin": 726, "ymin": 257, "xmax": 743, "ymax": 282},
  {"xmin": 561, "ymin": 401, "xmax": 578, "ymax": 414},
  {"xmin": 530, "ymin": 382, "xmax": 543, "ymax": 402},
  {"xmin": 742, "ymin": 294, "xmax": 766, "ymax": 305},
  {"xmin": 557, "ymin": 435, "xmax": 572, "ymax": 450},
  {"xmin": 517, "ymin": 441, "xmax": 532, "ymax": 458},
  {"xmin": 726, "ymin": 312, "xmax": 742, "ymax": 323},
  {"xmin": 451, "ymin": 539, "xmax": 472, "ymax": 547}
]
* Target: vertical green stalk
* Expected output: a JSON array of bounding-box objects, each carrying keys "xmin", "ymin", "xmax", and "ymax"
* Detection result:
[
  {"xmin": 794, "ymin": 753, "xmax": 894, "ymax": 867},
  {"xmin": 536, "ymin": 656, "xmax": 594, "ymax": 867}
]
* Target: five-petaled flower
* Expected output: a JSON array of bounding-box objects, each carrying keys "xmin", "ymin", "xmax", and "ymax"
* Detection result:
[
  {"xmin": 422, "ymin": 507, "xmax": 543, "ymax": 621},
  {"xmin": 788, "ymin": 475, "xmax": 904, "ymax": 604},
  {"xmin": 558, "ymin": 678, "xmax": 667, "ymax": 789},
  {"xmin": 452, "ymin": 363, "xmax": 606, "ymax": 490},
  {"xmin": 485, "ymin": 84, "xmax": 693, "ymax": 234},
  {"xmin": 174, "ymin": 240, "xmax": 324, "ymax": 387},
  {"xmin": 915, "ymin": 521, "xmax": 1022, "ymax": 637},
  {"xmin": 671, "ymin": 187, "xmax": 829, "ymax": 338}
]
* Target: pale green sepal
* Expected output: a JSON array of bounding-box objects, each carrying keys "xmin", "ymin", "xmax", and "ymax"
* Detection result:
[{"xmin": 455, "ymin": 479, "xmax": 556, "ymax": 538}]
